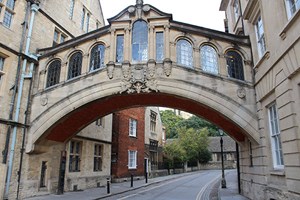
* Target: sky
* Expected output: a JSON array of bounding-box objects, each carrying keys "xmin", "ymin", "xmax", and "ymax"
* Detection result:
[{"xmin": 100, "ymin": 0, "xmax": 225, "ymax": 31}]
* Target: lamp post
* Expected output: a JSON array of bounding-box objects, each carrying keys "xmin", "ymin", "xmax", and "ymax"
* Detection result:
[{"xmin": 219, "ymin": 129, "xmax": 227, "ymax": 188}]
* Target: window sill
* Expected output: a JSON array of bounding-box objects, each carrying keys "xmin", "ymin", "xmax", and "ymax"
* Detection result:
[
  {"xmin": 270, "ymin": 169, "xmax": 285, "ymax": 176},
  {"xmin": 279, "ymin": 9, "xmax": 300, "ymax": 40},
  {"xmin": 253, "ymin": 51, "xmax": 270, "ymax": 70}
]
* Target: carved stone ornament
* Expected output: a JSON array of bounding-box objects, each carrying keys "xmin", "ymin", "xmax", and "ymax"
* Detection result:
[
  {"xmin": 237, "ymin": 87, "xmax": 246, "ymax": 99},
  {"xmin": 120, "ymin": 62, "xmax": 158, "ymax": 94},
  {"xmin": 163, "ymin": 58, "xmax": 172, "ymax": 76},
  {"xmin": 40, "ymin": 95, "xmax": 48, "ymax": 106},
  {"xmin": 106, "ymin": 61, "xmax": 115, "ymax": 79}
]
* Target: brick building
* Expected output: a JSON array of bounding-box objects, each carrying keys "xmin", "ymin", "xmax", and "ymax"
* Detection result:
[{"xmin": 111, "ymin": 107, "xmax": 146, "ymax": 181}]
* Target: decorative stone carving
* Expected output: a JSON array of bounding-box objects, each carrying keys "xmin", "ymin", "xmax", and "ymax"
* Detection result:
[
  {"xmin": 163, "ymin": 58, "xmax": 172, "ymax": 76},
  {"xmin": 106, "ymin": 61, "xmax": 115, "ymax": 79},
  {"xmin": 147, "ymin": 59, "xmax": 156, "ymax": 78},
  {"xmin": 120, "ymin": 62, "xmax": 158, "ymax": 94},
  {"xmin": 237, "ymin": 87, "xmax": 246, "ymax": 99},
  {"xmin": 40, "ymin": 95, "xmax": 48, "ymax": 106}
]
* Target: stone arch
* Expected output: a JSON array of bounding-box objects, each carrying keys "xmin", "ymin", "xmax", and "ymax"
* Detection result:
[{"xmin": 26, "ymin": 69, "xmax": 259, "ymax": 153}]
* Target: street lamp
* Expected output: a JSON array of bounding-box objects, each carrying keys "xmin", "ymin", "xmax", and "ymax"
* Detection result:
[{"xmin": 219, "ymin": 129, "xmax": 227, "ymax": 188}]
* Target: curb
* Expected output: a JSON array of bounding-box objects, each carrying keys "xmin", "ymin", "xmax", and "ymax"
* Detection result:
[{"xmin": 94, "ymin": 171, "xmax": 198, "ymax": 200}]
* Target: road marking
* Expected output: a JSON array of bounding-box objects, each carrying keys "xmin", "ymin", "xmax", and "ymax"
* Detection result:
[{"xmin": 196, "ymin": 173, "xmax": 221, "ymax": 200}]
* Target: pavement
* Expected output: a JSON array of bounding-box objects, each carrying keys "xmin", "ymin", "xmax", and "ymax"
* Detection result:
[
  {"xmin": 25, "ymin": 170, "xmax": 248, "ymax": 200},
  {"xmin": 219, "ymin": 170, "xmax": 249, "ymax": 200}
]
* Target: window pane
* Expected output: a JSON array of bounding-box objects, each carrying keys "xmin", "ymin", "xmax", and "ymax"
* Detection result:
[
  {"xmin": 132, "ymin": 20, "xmax": 148, "ymax": 62},
  {"xmin": 226, "ymin": 51, "xmax": 244, "ymax": 80},
  {"xmin": 69, "ymin": 0, "xmax": 75, "ymax": 19},
  {"xmin": 256, "ymin": 16, "xmax": 266, "ymax": 57},
  {"xmin": 46, "ymin": 60, "xmax": 61, "ymax": 88},
  {"xmin": 6, "ymin": 0, "xmax": 15, "ymax": 10},
  {"xmin": 116, "ymin": 35, "xmax": 124, "ymax": 63},
  {"xmin": 60, "ymin": 35, "xmax": 66, "ymax": 43},
  {"xmin": 129, "ymin": 119, "xmax": 137, "ymax": 137},
  {"xmin": 0, "ymin": 57, "xmax": 4, "ymax": 71},
  {"xmin": 268, "ymin": 104, "xmax": 284, "ymax": 167},
  {"xmin": 201, "ymin": 45, "xmax": 218, "ymax": 74},
  {"xmin": 81, "ymin": 9, "xmax": 85, "ymax": 30},
  {"xmin": 90, "ymin": 44, "xmax": 105, "ymax": 71},
  {"xmin": 156, "ymin": 32, "xmax": 164, "ymax": 62},
  {"xmin": 86, "ymin": 13, "xmax": 90, "ymax": 32},
  {"xmin": 3, "ymin": 10, "xmax": 13, "ymax": 28},
  {"xmin": 176, "ymin": 39, "xmax": 193, "ymax": 68},
  {"xmin": 68, "ymin": 52, "xmax": 82, "ymax": 79}
]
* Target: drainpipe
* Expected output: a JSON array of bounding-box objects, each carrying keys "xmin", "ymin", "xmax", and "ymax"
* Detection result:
[
  {"xmin": 4, "ymin": 3, "xmax": 39, "ymax": 199},
  {"xmin": 16, "ymin": 61, "xmax": 35, "ymax": 200},
  {"xmin": 2, "ymin": 1, "xmax": 31, "ymax": 164}
]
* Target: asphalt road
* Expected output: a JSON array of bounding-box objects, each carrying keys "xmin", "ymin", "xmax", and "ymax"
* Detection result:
[{"xmin": 105, "ymin": 170, "xmax": 221, "ymax": 200}]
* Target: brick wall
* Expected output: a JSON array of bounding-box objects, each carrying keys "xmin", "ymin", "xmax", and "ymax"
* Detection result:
[{"xmin": 111, "ymin": 107, "xmax": 146, "ymax": 179}]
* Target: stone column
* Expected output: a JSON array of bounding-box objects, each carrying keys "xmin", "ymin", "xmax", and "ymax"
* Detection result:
[
  {"xmin": 124, "ymin": 27, "xmax": 131, "ymax": 61},
  {"xmin": 149, "ymin": 25, "xmax": 155, "ymax": 60},
  {"xmin": 60, "ymin": 61, "xmax": 68, "ymax": 82},
  {"xmin": 164, "ymin": 25, "xmax": 170, "ymax": 59},
  {"xmin": 219, "ymin": 54, "xmax": 228, "ymax": 77},
  {"xmin": 109, "ymin": 28, "xmax": 116, "ymax": 62},
  {"xmin": 194, "ymin": 48, "xmax": 200, "ymax": 70},
  {"xmin": 82, "ymin": 53, "xmax": 89, "ymax": 73}
]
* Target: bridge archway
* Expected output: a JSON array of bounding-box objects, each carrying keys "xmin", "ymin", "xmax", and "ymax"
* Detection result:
[{"xmin": 27, "ymin": 65, "xmax": 259, "ymax": 153}]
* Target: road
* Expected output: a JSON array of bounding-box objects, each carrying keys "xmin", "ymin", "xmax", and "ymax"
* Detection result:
[{"xmin": 104, "ymin": 170, "xmax": 221, "ymax": 200}]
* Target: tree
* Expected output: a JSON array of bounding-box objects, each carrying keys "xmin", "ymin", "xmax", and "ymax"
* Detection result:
[
  {"xmin": 177, "ymin": 115, "xmax": 219, "ymax": 136},
  {"xmin": 177, "ymin": 127, "xmax": 211, "ymax": 163},
  {"xmin": 160, "ymin": 110, "xmax": 183, "ymax": 138},
  {"xmin": 163, "ymin": 140, "xmax": 186, "ymax": 169}
]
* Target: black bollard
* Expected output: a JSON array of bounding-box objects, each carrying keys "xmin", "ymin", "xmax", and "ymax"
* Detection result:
[
  {"xmin": 145, "ymin": 172, "xmax": 148, "ymax": 183},
  {"xmin": 107, "ymin": 177, "xmax": 110, "ymax": 194},
  {"xmin": 130, "ymin": 174, "xmax": 133, "ymax": 187}
]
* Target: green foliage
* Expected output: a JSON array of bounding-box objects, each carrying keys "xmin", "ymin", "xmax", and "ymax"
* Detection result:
[
  {"xmin": 160, "ymin": 110, "xmax": 183, "ymax": 138},
  {"xmin": 198, "ymin": 148, "xmax": 212, "ymax": 164},
  {"xmin": 177, "ymin": 115, "xmax": 219, "ymax": 136},
  {"xmin": 163, "ymin": 127, "xmax": 211, "ymax": 165}
]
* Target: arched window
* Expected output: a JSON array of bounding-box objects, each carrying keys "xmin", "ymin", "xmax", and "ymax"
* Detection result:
[
  {"xmin": 90, "ymin": 44, "xmax": 105, "ymax": 71},
  {"xmin": 226, "ymin": 51, "xmax": 244, "ymax": 80},
  {"xmin": 176, "ymin": 39, "xmax": 193, "ymax": 68},
  {"xmin": 46, "ymin": 60, "xmax": 61, "ymax": 88},
  {"xmin": 68, "ymin": 52, "xmax": 82, "ymax": 79},
  {"xmin": 200, "ymin": 45, "xmax": 218, "ymax": 74},
  {"xmin": 132, "ymin": 20, "xmax": 148, "ymax": 62}
]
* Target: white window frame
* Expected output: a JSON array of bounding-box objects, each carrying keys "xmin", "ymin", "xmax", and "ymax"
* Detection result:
[
  {"xmin": 128, "ymin": 150, "xmax": 137, "ymax": 169},
  {"xmin": 255, "ymin": 16, "xmax": 266, "ymax": 58},
  {"xmin": 129, "ymin": 118, "xmax": 137, "ymax": 137},
  {"xmin": 268, "ymin": 103, "xmax": 284, "ymax": 169},
  {"xmin": 285, "ymin": 0, "xmax": 300, "ymax": 19}
]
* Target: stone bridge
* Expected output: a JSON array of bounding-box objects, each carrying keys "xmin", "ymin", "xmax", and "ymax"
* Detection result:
[{"xmin": 26, "ymin": 2, "xmax": 258, "ymax": 153}]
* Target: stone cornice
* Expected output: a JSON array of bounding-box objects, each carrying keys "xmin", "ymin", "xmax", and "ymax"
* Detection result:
[
  {"xmin": 37, "ymin": 25, "xmax": 110, "ymax": 59},
  {"xmin": 170, "ymin": 21, "xmax": 251, "ymax": 46}
]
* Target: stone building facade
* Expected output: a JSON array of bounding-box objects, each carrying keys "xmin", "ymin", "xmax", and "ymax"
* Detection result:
[
  {"xmin": 0, "ymin": 0, "xmax": 105, "ymax": 199},
  {"xmin": 220, "ymin": 0, "xmax": 300, "ymax": 199},
  {"xmin": 1, "ymin": 0, "xmax": 299, "ymax": 199},
  {"xmin": 144, "ymin": 107, "xmax": 164, "ymax": 174}
]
